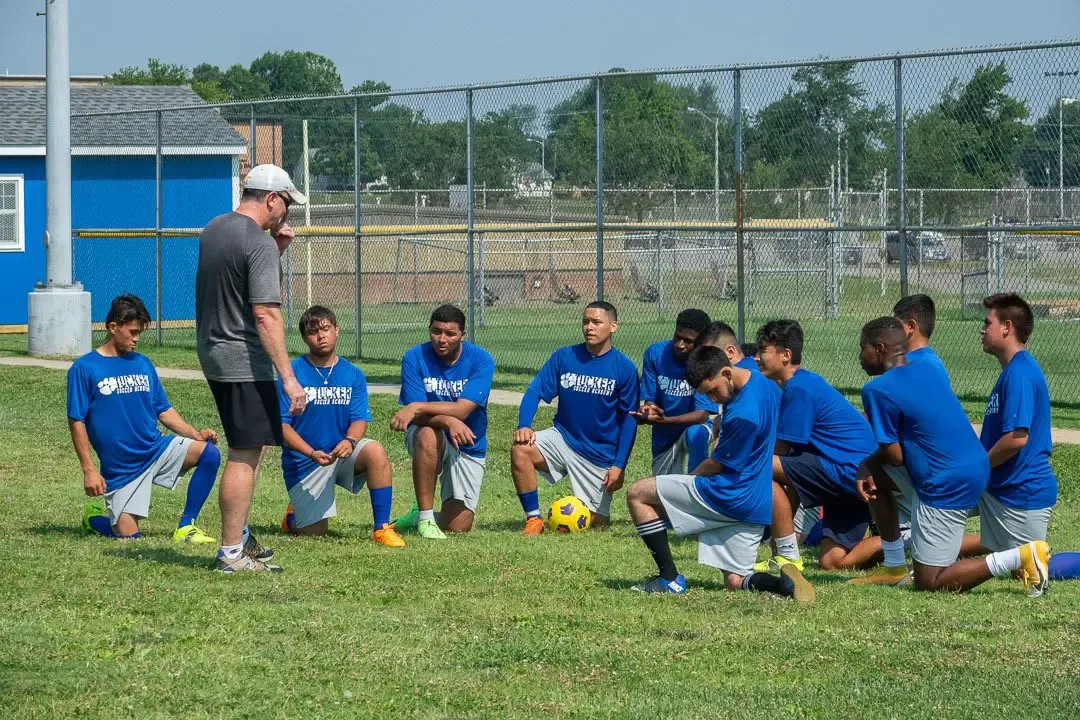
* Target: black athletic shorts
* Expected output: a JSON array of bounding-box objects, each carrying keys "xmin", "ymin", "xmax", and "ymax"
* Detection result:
[
  {"xmin": 206, "ymin": 380, "xmax": 284, "ymax": 450},
  {"xmin": 779, "ymin": 451, "xmax": 871, "ymax": 550}
]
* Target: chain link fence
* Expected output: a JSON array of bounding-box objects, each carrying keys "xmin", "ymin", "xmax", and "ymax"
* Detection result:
[{"xmin": 70, "ymin": 40, "xmax": 1080, "ymax": 407}]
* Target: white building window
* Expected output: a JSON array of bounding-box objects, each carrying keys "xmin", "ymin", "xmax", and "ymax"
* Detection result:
[{"xmin": 0, "ymin": 176, "xmax": 24, "ymax": 252}]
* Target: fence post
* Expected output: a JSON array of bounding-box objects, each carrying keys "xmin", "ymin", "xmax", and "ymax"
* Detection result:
[
  {"xmin": 155, "ymin": 110, "xmax": 163, "ymax": 346},
  {"xmin": 895, "ymin": 56, "xmax": 908, "ymax": 297},
  {"xmin": 595, "ymin": 77, "xmax": 605, "ymax": 301},
  {"xmin": 734, "ymin": 68, "xmax": 746, "ymax": 342},
  {"xmin": 466, "ymin": 88, "xmax": 477, "ymax": 339},
  {"xmin": 354, "ymin": 96, "xmax": 363, "ymax": 359},
  {"xmin": 249, "ymin": 103, "xmax": 256, "ymax": 169}
]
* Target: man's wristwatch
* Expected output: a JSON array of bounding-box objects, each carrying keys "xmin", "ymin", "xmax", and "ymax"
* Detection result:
[{"xmin": 346, "ymin": 437, "xmax": 359, "ymax": 450}]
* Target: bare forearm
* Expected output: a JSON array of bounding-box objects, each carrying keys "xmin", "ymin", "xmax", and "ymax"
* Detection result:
[
  {"xmin": 414, "ymin": 414, "xmax": 453, "ymax": 430},
  {"xmin": 255, "ymin": 309, "xmax": 295, "ymax": 381},
  {"xmin": 407, "ymin": 400, "xmax": 475, "ymax": 421},
  {"xmin": 158, "ymin": 409, "xmax": 198, "ymax": 439},
  {"xmin": 282, "ymin": 424, "xmax": 316, "ymax": 457},
  {"xmin": 690, "ymin": 458, "xmax": 724, "ymax": 476},
  {"xmin": 345, "ymin": 420, "xmax": 367, "ymax": 442},
  {"xmin": 658, "ymin": 410, "xmax": 710, "ymax": 427},
  {"xmin": 69, "ymin": 420, "xmax": 97, "ymax": 472},
  {"xmin": 988, "ymin": 433, "xmax": 1025, "ymax": 468}
]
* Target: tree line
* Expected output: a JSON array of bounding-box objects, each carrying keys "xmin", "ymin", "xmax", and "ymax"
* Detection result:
[{"xmin": 113, "ymin": 52, "xmax": 1079, "ymax": 216}]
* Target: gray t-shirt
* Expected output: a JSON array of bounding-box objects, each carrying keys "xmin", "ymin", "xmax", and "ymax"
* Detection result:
[{"xmin": 195, "ymin": 212, "xmax": 281, "ymax": 382}]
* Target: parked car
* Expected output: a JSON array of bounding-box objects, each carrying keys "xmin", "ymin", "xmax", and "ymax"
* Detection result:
[{"xmin": 885, "ymin": 231, "xmax": 950, "ymax": 264}]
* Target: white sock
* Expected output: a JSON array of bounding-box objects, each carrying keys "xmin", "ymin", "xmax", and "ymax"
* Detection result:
[
  {"xmin": 220, "ymin": 543, "xmax": 243, "ymax": 560},
  {"xmin": 418, "ymin": 509, "xmax": 436, "ymax": 523},
  {"xmin": 775, "ymin": 533, "xmax": 799, "ymax": 561},
  {"xmin": 986, "ymin": 547, "xmax": 1022, "ymax": 577},
  {"xmin": 882, "ymin": 538, "xmax": 906, "ymax": 567}
]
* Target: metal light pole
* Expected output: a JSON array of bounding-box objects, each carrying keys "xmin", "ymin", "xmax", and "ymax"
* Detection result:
[
  {"xmin": 1045, "ymin": 70, "xmax": 1079, "ymax": 218},
  {"xmin": 28, "ymin": 0, "xmax": 91, "ymax": 357},
  {"xmin": 688, "ymin": 107, "xmax": 719, "ymax": 222}
]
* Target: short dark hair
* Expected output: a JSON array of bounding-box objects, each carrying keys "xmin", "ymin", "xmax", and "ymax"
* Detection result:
[
  {"xmin": 430, "ymin": 304, "xmax": 466, "ymax": 331},
  {"xmin": 105, "ymin": 294, "xmax": 152, "ymax": 328},
  {"xmin": 861, "ymin": 316, "xmax": 906, "ymax": 350},
  {"xmin": 240, "ymin": 188, "xmax": 272, "ymax": 203},
  {"xmin": 685, "ymin": 345, "xmax": 732, "ymax": 388},
  {"xmin": 299, "ymin": 305, "xmax": 337, "ymax": 336},
  {"xmin": 698, "ymin": 320, "xmax": 738, "ymax": 347},
  {"xmin": 983, "ymin": 292, "xmax": 1034, "ymax": 343},
  {"xmin": 893, "ymin": 294, "xmax": 936, "ymax": 339},
  {"xmin": 675, "ymin": 308, "xmax": 711, "ymax": 335},
  {"xmin": 740, "ymin": 342, "xmax": 758, "ymax": 358},
  {"xmin": 585, "ymin": 300, "xmax": 618, "ymax": 322},
  {"xmin": 755, "ymin": 319, "xmax": 803, "ymax": 365}
]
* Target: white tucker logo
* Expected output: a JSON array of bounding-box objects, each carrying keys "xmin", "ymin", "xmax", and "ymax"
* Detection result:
[
  {"xmin": 559, "ymin": 372, "xmax": 616, "ymax": 396},
  {"xmin": 658, "ymin": 374, "xmax": 694, "ymax": 398},
  {"xmin": 97, "ymin": 374, "xmax": 150, "ymax": 396},
  {"xmin": 424, "ymin": 377, "xmax": 467, "ymax": 397},
  {"xmin": 986, "ymin": 392, "xmax": 1000, "ymax": 417},
  {"xmin": 304, "ymin": 386, "xmax": 352, "ymax": 406}
]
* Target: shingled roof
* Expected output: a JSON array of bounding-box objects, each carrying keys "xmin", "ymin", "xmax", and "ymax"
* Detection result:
[{"xmin": 0, "ymin": 85, "xmax": 246, "ymax": 153}]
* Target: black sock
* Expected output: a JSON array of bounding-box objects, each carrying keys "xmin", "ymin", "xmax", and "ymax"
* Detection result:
[
  {"xmin": 636, "ymin": 521, "xmax": 679, "ymax": 581},
  {"xmin": 742, "ymin": 571, "xmax": 794, "ymax": 598}
]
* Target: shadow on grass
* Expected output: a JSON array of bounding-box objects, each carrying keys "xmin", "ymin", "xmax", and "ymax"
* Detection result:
[{"xmin": 104, "ymin": 545, "xmax": 214, "ymax": 570}]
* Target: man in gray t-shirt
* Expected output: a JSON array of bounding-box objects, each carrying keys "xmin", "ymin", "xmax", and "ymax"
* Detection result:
[{"xmin": 195, "ymin": 164, "xmax": 308, "ymax": 573}]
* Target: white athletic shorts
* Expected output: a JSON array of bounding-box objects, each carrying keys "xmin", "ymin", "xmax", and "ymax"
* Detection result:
[
  {"xmin": 104, "ymin": 436, "xmax": 192, "ymax": 525},
  {"xmin": 534, "ymin": 427, "xmax": 612, "ymax": 517},
  {"xmin": 288, "ymin": 438, "xmax": 374, "ymax": 529}
]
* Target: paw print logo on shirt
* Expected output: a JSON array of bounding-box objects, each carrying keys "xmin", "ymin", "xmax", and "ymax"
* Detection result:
[
  {"xmin": 97, "ymin": 377, "xmax": 119, "ymax": 396},
  {"xmin": 560, "ymin": 372, "xmax": 576, "ymax": 389},
  {"xmin": 305, "ymin": 386, "xmax": 318, "ymax": 403}
]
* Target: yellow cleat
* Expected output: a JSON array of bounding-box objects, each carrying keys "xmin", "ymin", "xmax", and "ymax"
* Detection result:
[
  {"xmin": 373, "ymin": 523, "xmax": 406, "ymax": 548},
  {"xmin": 173, "ymin": 523, "xmax": 217, "ymax": 545},
  {"xmin": 849, "ymin": 565, "xmax": 909, "ymax": 586},
  {"xmin": 753, "ymin": 555, "xmax": 804, "ymax": 573},
  {"xmin": 1018, "ymin": 540, "xmax": 1050, "ymax": 597}
]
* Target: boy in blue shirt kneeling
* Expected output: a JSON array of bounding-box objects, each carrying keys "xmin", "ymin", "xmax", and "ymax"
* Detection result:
[
  {"xmin": 625, "ymin": 346, "xmax": 813, "ymax": 600},
  {"xmin": 513, "ymin": 302, "xmax": 640, "ymax": 533},
  {"xmin": 68, "ymin": 295, "xmax": 220, "ymax": 543},
  {"xmin": 279, "ymin": 306, "xmax": 404, "ymax": 548}
]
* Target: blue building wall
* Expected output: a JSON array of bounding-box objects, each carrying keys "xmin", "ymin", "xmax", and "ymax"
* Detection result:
[{"xmin": 0, "ymin": 154, "xmax": 234, "ymax": 325}]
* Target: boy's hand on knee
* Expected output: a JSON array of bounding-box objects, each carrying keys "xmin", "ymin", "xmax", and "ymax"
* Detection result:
[
  {"xmin": 513, "ymin": 428, "xmax": 536, "ymax": 446},
  {"xmin": 197, "ymin": 428, "xmax": 218, "ymax": 444},
  {"xmin": 390, "ymin": 405, "xmax": 417, "ymax": 432},
  {"xmin": 83, "ymin": 469, "xmax": 106, "ymax": 497},
  {"xmin": 603, "ymin": 467, "xmax": 625, "ymax": 493}
]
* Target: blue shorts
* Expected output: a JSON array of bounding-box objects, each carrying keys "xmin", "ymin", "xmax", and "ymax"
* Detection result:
[{"xmin": 779, "ymin": 451, "xmax": 870, "ymax": 550}]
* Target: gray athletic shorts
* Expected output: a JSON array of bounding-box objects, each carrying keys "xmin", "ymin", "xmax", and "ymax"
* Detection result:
[
  {"xmin": 104, "ymin": 436, "xmax": 192, "ymax": 524},
  {"xmin": 535, "ymin": 427, "xmax": 612, "ymax": 517},
  {"xmin": 650, "ymin": 423, "xmax": 715, "ymax": 477},
  {"xmin": 977, "ymin": 491, "xmax": 1053, "ymax": 552},
  {"xmin": 655, "ymin": 474, "xmax": 764, "ymax": 577},
  {"xmin": 910, "ymin": 497, "xmax": 971, "ymax": 567},
  {"xmin": 287, "ymin": 439, "xmax": 374, "ymax": 529},
  {"xmin": 406, "ymin": 426, "xmax": 485, "ymax": 513}
]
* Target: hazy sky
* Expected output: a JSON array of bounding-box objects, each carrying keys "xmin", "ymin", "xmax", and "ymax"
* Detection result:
[{"xmin": 1, "ymin": 0, "xmax": 1077, "ymax": 91}]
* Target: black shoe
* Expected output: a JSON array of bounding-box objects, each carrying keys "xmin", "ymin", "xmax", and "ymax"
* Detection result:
[{"xmin": 244, "ymin": 532, "xmax": 274, "ymax": 562}]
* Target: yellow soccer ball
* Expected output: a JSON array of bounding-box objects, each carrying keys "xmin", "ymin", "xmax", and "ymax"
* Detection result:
[{"xmin": 547, "ymin": 495, "xmax": 592, "ymax": 533}]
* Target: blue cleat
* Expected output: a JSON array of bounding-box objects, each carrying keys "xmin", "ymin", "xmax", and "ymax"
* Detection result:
[{"xmin": 631, "ymin": 574, "xmax": 688, "ymax": 594}]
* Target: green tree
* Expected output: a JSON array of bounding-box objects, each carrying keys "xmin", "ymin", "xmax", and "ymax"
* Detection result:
[
  {"xmin": 1019, "ymin": 99, "xmax": 1080, "ymax": 189},
  {"xmin": 111, "ymin": 58, "xmax": 189, "ymax": 86}
]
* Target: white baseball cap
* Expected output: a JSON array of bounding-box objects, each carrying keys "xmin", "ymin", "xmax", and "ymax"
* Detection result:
[{"xmin": 244, "ymin": 164, "xmax": 308, "ymax": 206}]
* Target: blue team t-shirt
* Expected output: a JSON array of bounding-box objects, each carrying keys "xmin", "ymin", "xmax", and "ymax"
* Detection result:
[
  {"xmin": 862, "ymin": 362, "xmax": 989, "ymax": 509},
  {"xmin": 694, "ymin": 371, "xmax": 778, "ymax": 525},
  {"xmin": 399, "ymin": 341, "xmax": 495, "ymax": 459},
  {"xmin": 279, "ymin": 356, "xmax": 372, "ymax": 490},
  {"xmin": 641, "ymin": 340, "xmax": 718, "ymax": 455},
  {"xmin": 66, "ymin": 351, "xmax": 173, "ymax": 492},
  {"xmin": 907, "ymin": 346, "xmax": 951, "ymax": 386},
  {"xmin": 776, "ymin": 368, "xmax": 876, "ymax": 489},
  {"xmin": 526, "ymin": 344, "xmax": 639, "ymax": 468},
  {"xmin": 980, "ymin": 350, "xmax": 1057, "ymax": 509}
]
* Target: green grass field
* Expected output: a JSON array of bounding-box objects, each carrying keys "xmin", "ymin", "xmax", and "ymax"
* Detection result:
[{"xmin": 2, "ymin": 365, "xmax": 1079, "ymax": 718}]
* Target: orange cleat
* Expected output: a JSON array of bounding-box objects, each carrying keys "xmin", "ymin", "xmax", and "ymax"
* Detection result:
[
  {"xmin": 523, "ymin": 516, "xmax": 546, "ymax": 537},
  {"xmin": 373, "ymin": 522, "xmax": 406, "ymax": 548}
]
